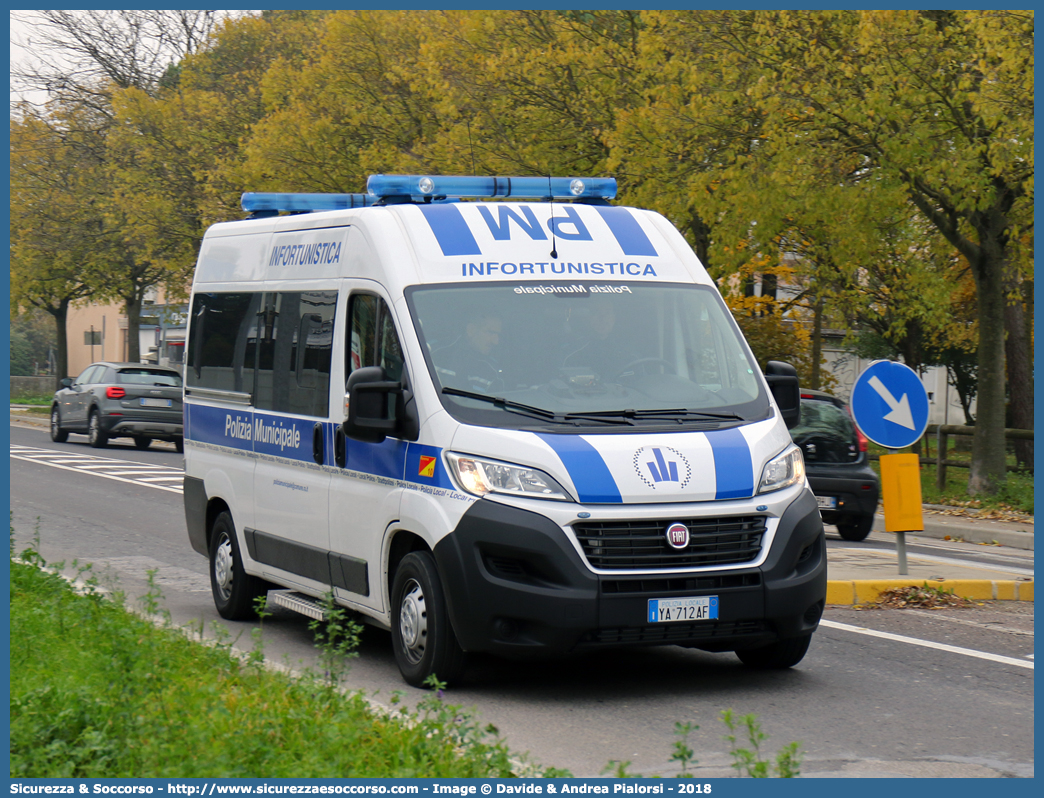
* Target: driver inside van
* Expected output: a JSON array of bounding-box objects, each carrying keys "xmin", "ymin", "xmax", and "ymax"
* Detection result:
[
  {"xmin": 434, "ymin": 312, "xmax": 504, "ymax": 394},
  {"xmin": 561, "ymin": 298, "xmax": 637, "ymax": 381}
]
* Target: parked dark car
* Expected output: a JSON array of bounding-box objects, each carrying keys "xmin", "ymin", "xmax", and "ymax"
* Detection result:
[
  {"xmin": 791, "ymin": 390, "xmax": 880, "ymax": 541},
  {"xmin": 50, "ymin": 362, "xmax": 184, "ymax": 451}
]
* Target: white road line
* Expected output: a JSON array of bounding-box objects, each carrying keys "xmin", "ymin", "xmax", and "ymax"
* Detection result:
[
  {"xmin": 820, "ymin": 619, "xmax": 1034, "ymax": 670},
  {"xmin": 67, "ymin": 463, "xmax": 138, "ymax": 470},
  {"xmin": 94, "ymin": 469, "xmax": 171, "ymax": 476},
  {"xmin": 10, "ymin": 454, "xmax": 183, "ymax": 494}
]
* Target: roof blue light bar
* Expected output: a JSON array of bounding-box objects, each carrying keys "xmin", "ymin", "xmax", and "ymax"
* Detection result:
[
  {"xmin": 241, "ymin": 192, "xmax": 377, "ymax": 213},
  {"xmin": 366, "ymin": 174, "xmax": 617, "ymax": 201}
]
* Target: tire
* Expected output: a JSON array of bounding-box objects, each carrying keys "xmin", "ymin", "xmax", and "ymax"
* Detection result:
[
  {"xmin": 87, "ymin": 410, "xmax": 108, "ymax": 448},
  {"xmin": 209, "ymin": 511, "xmax": 268, "ymax": 620},
  {"xmin": 390, "ymin": 550, "xmax": 466, "ymax": 687},
  {"xmin": 836, "ymin": 514, "xmax": 875, "ymax": 542},
  {"xmin": 736, "ymin": 633, "xmax": 812, "ymax": 669},
  {"xmin": 50, "ymin": 406, "xmax": 69, "ymax": 443},
  {"xmin": 174, "ymin": 437, "xmax": 184, "ymax": 454},
  {"xmin": 134, "ymin": 437, "xmax": 152, "ymax": 450}
]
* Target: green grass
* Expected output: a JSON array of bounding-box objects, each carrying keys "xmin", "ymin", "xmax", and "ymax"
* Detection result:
[
  {"xmin": 11, "ymin": 394, "xmax": 53, "ymax": 405},
  {"xmin": 9, "ymin": 551, "xmax": 556, "ymax": 779},
  {"xmin": 10, "ymin": 545, "xmax": 803, "ymax": 779}
]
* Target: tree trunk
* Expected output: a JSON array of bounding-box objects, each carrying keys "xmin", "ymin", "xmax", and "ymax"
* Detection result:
[
  {"xmin": 46, "ymin": 301, "xmax": 71, "ymax": 389},
  {"xmin": 686, "ymin": 212, "xmax": 712, "ymax": 267},
  {"xmin": 810, "ymin": 294, "xmax": 822, "ymax": 390},
  {"xmin": 124, "ymin": 293, "xmax": 143, "ymax": 362},
  {"xmin": 968, "ymin": 260, "xmax": 1009, "ymax": 495},
  {"xmin": 1004, "ymin": 274, "xmax": 1033, "ymax": 467}
]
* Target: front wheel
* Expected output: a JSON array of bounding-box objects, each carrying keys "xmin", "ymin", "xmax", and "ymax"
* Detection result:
[
  {"xmin": 736, "ymin": 634, "xmax": 812, "ymax": 669},
  {"xmin": 134, "ymin": 437, "xmax": 152, "ymax": 450},
  {"xmin": 87, "ymin": 410, "xmax": 108, "ymax": 448},
  {"xmin": 209, "ymin": 511, "xmax": 267, "ymax": 620},
  {"xmin": 391, "ymin": 550, "xmax": 466, "ymax": 687},
  {"xmin": 50, "ymin": 406, "xmax": 69, "ymax": 443},
  {"xmin": 836, "ymin": 515, "xmax": 875, "ymax": 542}
]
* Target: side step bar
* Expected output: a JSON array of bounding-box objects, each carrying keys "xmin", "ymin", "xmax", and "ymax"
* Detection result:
[{"xmin": 266, "ymin": 589, "xmax": 328, "ymax": 620}]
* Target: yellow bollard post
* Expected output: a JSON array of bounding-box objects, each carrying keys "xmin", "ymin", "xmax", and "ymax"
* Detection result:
[{"xmin": 880, "ymin": 452, "xmax": 923, "ymax": 575}]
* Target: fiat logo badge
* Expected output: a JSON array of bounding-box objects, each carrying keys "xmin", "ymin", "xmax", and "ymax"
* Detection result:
[{"xmin": 665, "ymin": 523, "xmax": 690, "ymax": 550}]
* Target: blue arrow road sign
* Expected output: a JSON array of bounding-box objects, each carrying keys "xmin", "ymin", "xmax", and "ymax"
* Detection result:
[{"xmin": 850, "ymin": 360, "xmax": 930, "ymax": 450}]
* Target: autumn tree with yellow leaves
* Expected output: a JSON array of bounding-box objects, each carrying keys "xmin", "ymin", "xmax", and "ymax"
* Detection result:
[{"xmin": 9, "ymin": 10, "xmax": 1032, "ymax": 494}]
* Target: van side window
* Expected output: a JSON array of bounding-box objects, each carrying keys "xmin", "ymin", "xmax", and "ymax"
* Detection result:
[
  {"xmin": 254, "ymin": 290, "xmax": 337, "ymax": 418},
  {"xmin": 186, "ymin": 292, "xmax": 260, "ymax": 396},
  {"xmin": 349, "ymin": 294, "xmax": 404, "ymax": 381}
]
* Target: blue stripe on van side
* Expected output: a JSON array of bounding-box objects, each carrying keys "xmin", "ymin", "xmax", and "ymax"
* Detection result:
[
  {"xmin": 707, "ymin": 427, "xmax": 754, "ymax": 500},
  {"xmin": 593, "ymin": 206, "xmax": 658, "ymax": 257},
  {"xmin": 405, "ymin": 443, "xmax": 456, "ymax": 489},
  {"xmin": 417, "ymin": 204, "xmax": 482, "ymax": 256},
  {"xmin": 535, "ymin": 433, "xmax": 622, "ymax": 504},
  {"xmin": 185, "ymin": 403, "xmax": 254, "ymax": 452},
  {"xmin": 346, "ymin": 436, "xmax": 408, "ymax": 479}
]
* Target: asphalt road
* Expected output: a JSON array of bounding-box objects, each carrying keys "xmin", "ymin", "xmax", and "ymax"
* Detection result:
[{"xmin": 8, "ymin": 421, "xmax": 1035, "ymax": 778}]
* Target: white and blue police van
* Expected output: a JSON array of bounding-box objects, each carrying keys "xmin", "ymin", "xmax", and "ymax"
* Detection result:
[{"xmin": 183, "ymin": 174, "xmax": 825, "ymax": 686}]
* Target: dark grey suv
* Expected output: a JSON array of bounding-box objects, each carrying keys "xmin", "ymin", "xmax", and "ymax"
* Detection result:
[
  {"xmin": 50, "ymin": 362, "xmax": 184, "ymax": 451},
  {"xmin": 791, "ymin": 390, "xmax": 880, "ymax": 541}
]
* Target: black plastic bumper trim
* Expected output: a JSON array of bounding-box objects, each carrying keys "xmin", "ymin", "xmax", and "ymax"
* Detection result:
[
  {"xmin": 183, "ymin": 476, "xmax": 208, "ymax": 557},
  {"xmin": 432, "ymin": 491, "xmax": 826, "ymax": 658}
]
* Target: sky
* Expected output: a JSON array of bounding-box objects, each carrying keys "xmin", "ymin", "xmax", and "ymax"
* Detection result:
[{"xmin": 10, "ymin": 11, "xmax": 52, "ymax": 110}]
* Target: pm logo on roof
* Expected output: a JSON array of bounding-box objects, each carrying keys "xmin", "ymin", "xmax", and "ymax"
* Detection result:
[{"xmin": 417, "ymin": 204, "xmax": 658, "ymax": 258}]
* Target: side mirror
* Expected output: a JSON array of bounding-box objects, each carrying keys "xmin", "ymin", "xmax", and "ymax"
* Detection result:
[
  {"xmin": 343, "ymin": 366, "xmax": 401, "ymax": 444},
  {"xmin": 764, "ymin": 361, "xmax": 801, "ymax": 430},
  {"xmin": 60, "ymin": 377, "xmax": 73, "ymax": 388}
]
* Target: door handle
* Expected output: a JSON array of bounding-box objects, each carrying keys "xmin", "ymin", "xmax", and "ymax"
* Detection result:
[
  {"xmin": 334, "ymin": 426, "xmax": 347, "ymax": 469},
  {"xmin": 312, "ymin": 422, "xmax": 324, "ymax": 466}
]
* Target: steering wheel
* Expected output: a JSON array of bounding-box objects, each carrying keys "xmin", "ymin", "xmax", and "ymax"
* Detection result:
[{"xmin": 616, "ymin": 358, "xmax": 676, "ymax": 377}]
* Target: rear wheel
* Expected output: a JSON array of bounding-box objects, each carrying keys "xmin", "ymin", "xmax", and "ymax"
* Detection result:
[
  {"xmin": 87, "ymin": 410, "xmax": 108, "ymax": 448},
  {"xmin": 736, "ymin": 633, "xmax": 812, "ymax": 669},
  {"xmin": 391, "ymin": 550, "xmax": 466, "ymax": 687},
  {"xmin": 209, "ymin": 511, "xmax": 268, "ymax": 620},
  {"xmin": 174, "ymin": 437, "xmax": 184, "ymax": 454},
  {"xmin": 134, "ymin": 437, "xmax": 152, "ymax": 450},
  {"xmin": 836, "ymin": 515, "xmax": 874, "ymax": 542},
  {"xmin": 50, "ymin": 406, "xmax": 69, "ymax": 443}
]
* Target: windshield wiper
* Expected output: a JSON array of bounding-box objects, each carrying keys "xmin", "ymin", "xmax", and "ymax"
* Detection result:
[
  {"xmin": 441, "ymin": 387, "xmax": 633, "ymax": 425},
  {"xmin": 564, "ymin": 408, "xmax": 745, "ymax": 422}
]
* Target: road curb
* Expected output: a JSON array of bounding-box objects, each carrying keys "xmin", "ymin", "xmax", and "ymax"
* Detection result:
[
  {"xmin": 909, "ymin": 516, "xmax": 1034, "ymax": 551},
  {"xmin": 826, "ymin": 579, "xmax": 1034, "ymax": 605}
]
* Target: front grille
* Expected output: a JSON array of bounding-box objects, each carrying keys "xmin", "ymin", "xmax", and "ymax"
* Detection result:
[
  {"xmin": 602, "ymin": 572, "xmax": 761, "ymax": 594},
  {"xmin": 583, "ymin": 619, "xmax": 766, "ymax": 645},
  {"xmin": 573, "ymin": 516, "xmax": 766, "ymax": 570}
]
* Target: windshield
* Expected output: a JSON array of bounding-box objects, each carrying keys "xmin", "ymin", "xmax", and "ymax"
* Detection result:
[{"xmin": 406, "ymin": 281, "xmax": 767, "ymax": 430}]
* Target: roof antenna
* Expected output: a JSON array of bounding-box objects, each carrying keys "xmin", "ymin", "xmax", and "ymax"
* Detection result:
[{"xmin": 548, "ymin": 174, "xmax": 558, "ymax": 259}]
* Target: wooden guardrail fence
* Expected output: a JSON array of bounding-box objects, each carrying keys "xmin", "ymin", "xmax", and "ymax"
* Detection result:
[{"xmin": 867, "ymin": 424, "xmax": 1034, "ymax": 490}]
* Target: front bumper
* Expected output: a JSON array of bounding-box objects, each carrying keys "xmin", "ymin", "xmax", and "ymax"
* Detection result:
[{"xmin": 432, "ymin": 489, "xmax": 826, "ymax": 657}]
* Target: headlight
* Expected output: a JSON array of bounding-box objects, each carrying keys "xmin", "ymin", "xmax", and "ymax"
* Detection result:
[
  {"xmin": 758, "ymin": 445, "xmax": 805, "ymax": 494},
  {"xmin": 445, "ymin": 453, "xmax": 573, "ymax": 501}
]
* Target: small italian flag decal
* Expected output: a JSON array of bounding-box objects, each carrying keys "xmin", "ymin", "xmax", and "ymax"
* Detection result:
[{"xmin": 418, "ymin": 455, "xmax": 437, "ymax": 478}]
